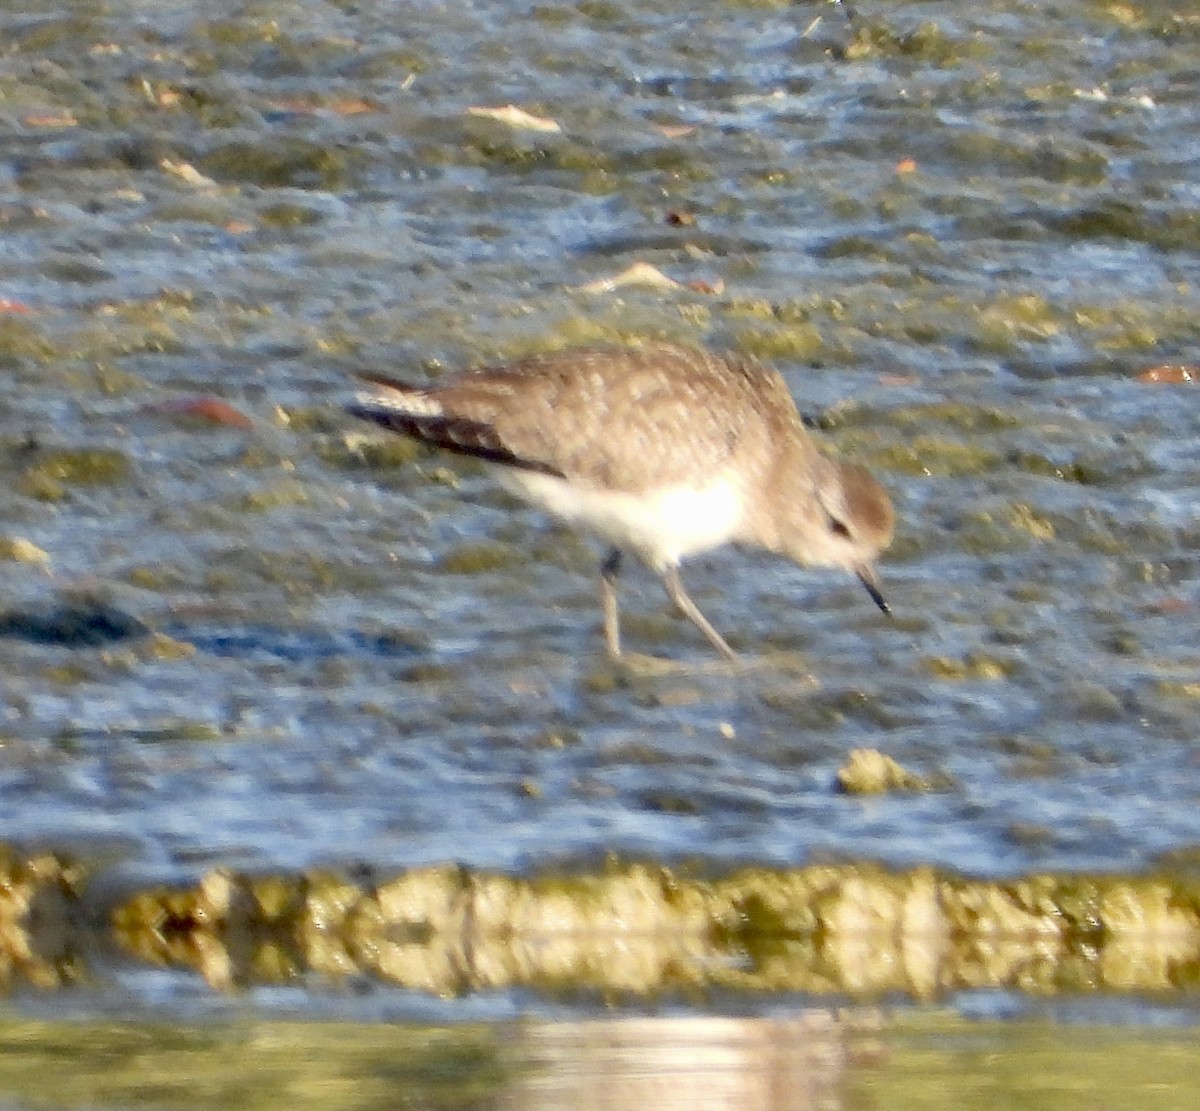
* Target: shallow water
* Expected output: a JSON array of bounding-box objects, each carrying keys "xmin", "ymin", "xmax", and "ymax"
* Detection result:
[
  {"xmin": 0, "ymin": 1006, "xmax": 1196, "ymax": 1111},
  {"xmin": 0, "ymin": 0, "xmax": 1199, "ymax": 1025}
]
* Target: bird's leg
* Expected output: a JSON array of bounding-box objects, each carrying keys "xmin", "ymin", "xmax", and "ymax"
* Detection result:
[
  {"xmin": 600, "ymin": 548, "xmax": 623, "ymax": 659},
  {"xmin": 661, "ymin": 566, "xmax": 738, "ymax": 662}
]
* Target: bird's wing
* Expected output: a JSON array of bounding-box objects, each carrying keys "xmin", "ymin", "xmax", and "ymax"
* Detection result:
[{"xmin": 348, "ymin": 345, "xmax": 795, "ymax": 491}]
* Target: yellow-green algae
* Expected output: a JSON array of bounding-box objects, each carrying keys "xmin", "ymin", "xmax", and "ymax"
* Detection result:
[
  {"xmin": 16, "ymin": 447, "xmax": 133, "ymax": 501},
  {"xmin": 5, "ymin": 847, "xmax": 1200, "ymax": 999},
  {"xmin": 439, "ymin": 540, "xmax": 524, "ymax": 575},
  {"xmin": 836, "ymin": 748, "xmax": 938, "ymax": 795},
  {"xmin": 844, "ymin": 19, "xmax": 992, "ymax": 65},
  {"xmin": 0, "ymin": 847, "xmax": 87, "ymax": 989},
  {"xmin": 102, "ymin": 860, "xmax": 1200, "ymax": 999},
  {"xmin": 922, "ymin": 652, "xmax": 1017, "ymax": 681},
  {"xmin": 0, "ymin": 535, "xmax": 49, "ymax": 565},
  {"xmin": 714, "ymin": 286, "xmax": 1200, "ymax": 370},
  {"xmin": 238, "ymin": 478, "xmax": 312, "ymax": 513},
  {"xmin": 197, "ymin": 138, "xmax": 358, "ymax": 191},
  {"xmin": 730, "ymin": 321, "xmax": 825, "ymax": 362},
  {"xmin": 0, "ymin": 1017, "xmax": 505, "ymax": 1111},
  {"xmin": 0, "ymin": 315, "xmax": 58, "ymax": 365},
  {"xmin": 846, "ymin": 1009, "xmax": 1199, "ymax": 1111}
]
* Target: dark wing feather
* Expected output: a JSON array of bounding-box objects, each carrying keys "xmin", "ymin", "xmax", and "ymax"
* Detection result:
[
  {"xmin": 352, "ymin": 370, "xmax": 426, "ymax": 393},
  {"xmin": 344, "ymin": 401, "xmax": 565, "ymax": 476}
]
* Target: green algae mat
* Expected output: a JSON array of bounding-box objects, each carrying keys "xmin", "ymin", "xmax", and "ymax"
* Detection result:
[{"xmin": 5, "ymin": 847, "xmax": 1199, "ymax": 999}]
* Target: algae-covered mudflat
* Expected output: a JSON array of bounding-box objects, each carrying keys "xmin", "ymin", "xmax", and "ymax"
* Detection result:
[
  {"xmin": 2, "ymin": 0, "xmax": 1198, "ymax": 874},
  {"xmin": 1, "ymin": 0, "xmax": 1199, "ymax": 1096},
  {"xmin": 4, "ymin": 846, "xmax": 1199, "ymax": 999}
]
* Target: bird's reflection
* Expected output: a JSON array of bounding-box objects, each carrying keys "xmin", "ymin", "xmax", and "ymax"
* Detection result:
[{"xmin": 501, "ymin": 1012, "xmax": 855, "ymax": 1111}]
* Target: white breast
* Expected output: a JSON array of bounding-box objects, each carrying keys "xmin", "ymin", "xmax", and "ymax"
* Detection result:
[{"xmin": 497, "ymin": 468, "xmax": 747, "ymax": 570}]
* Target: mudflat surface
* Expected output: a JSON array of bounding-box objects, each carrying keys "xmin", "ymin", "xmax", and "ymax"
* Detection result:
[{"xmin": 0, "ymin": 0, "xmax": 1197, "ymax": 1045}]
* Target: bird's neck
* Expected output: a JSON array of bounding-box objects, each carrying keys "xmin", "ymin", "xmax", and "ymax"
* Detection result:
[{"xmin": 737, "ymin": 440, "xmax": 830, "ymax": 558}]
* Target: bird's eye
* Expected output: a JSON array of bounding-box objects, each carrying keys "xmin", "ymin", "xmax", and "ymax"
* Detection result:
[{"xmin": 828, "ymin": 516, "xmax": 852, "ymax": 539}]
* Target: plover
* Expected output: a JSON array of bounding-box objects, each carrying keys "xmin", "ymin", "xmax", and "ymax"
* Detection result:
[{"xmin": 346, "ymin": 342, "xmax": 894, "ymax": 660}]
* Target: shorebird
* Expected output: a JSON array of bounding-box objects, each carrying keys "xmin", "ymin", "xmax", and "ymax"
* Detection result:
[{"xmin": 345, "ymin": 342, "xmax": 894, "ymax": 660}]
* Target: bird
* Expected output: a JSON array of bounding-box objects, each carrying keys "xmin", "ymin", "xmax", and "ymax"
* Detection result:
[{"xmin": 345, "ymin": 342, "xmax": 894, "ymax": 661}]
